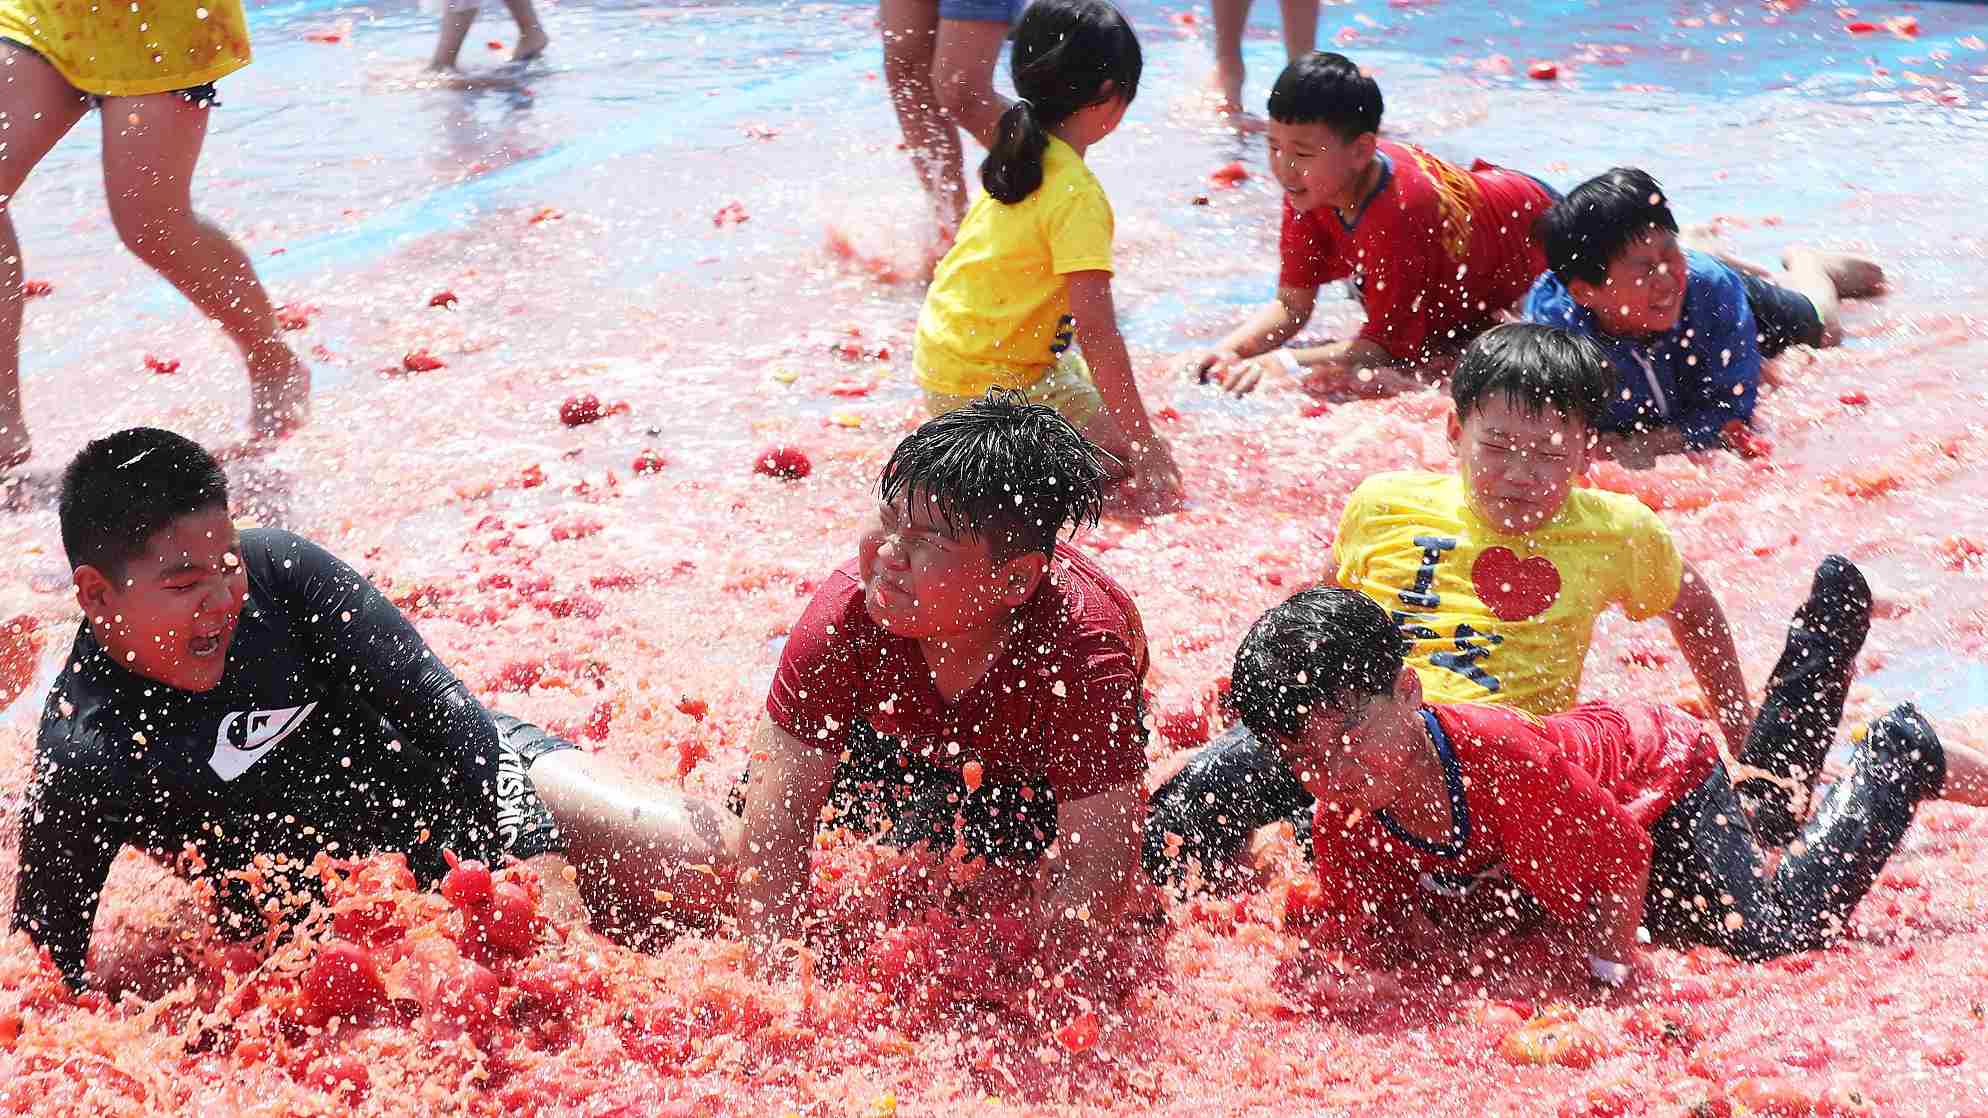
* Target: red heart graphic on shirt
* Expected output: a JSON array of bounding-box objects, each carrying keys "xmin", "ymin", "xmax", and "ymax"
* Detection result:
[{"xmin": 1471, "ymin": 547, "xmax": 1562, "ymax": 621}]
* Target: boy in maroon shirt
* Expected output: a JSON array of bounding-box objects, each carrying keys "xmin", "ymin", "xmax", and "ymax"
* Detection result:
[
  {"xmin": 1186, "ymin": 52, "xmax": 1556, "ymax": 398},
  {"xmin": 734, "ymin": 392, "xmax": 1151, "ymax": 966},
  {"xmin": 1227, "ymin": 587, "xmax": 1987, "ymax": 978}
]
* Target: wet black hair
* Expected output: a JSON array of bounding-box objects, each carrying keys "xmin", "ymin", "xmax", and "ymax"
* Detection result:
[
  {"xmin": 1229, "ymin": 587, "xmax": 1404, "ymax": 743},
  {"xmin": 879, "ymin": 389, "xmax": 1111, "ymax": 562},
  {"xmin": 981, "ymin": 0, "xmax": 1142, "ymax": 205},
  {"xmin": 1537, "ymin": 167, "xmax": 1680, "ymax": 287},
  {"xmin": 1450, "ymin": 322, "xmax": 1616, "ymax": 429},
  {"xmin": 1266, "ymin": 51, "xmax": 1383, "ymax": 140},
  {"xmin": 60, "ymin": 427, "xmax": 230, "ymax": 578}
]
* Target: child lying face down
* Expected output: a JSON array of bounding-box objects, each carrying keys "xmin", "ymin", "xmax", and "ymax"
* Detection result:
[{"xmin": 1225, "ymin": 585, "xmax": 1986, "ymax": 983}]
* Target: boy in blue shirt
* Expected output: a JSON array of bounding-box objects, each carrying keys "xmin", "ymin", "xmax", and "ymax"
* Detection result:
[{"xmin": 1524, "ymin": 168, "xmax": 1882, "ymax": 467}]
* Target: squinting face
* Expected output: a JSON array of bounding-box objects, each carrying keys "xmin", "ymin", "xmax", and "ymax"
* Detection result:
[
  {"xmin": 83, "ymin": 506, "xmax": 248, "ymax": 693},
  {"xmin": 1452, "ymin": 395, "xmax": 1592, "ymax": 535},
  {"xmin": 1278, "ymin": 690, "xmax": 1417, "ymax": 814},
  {"xmin": 1575, "ymin": 227, "xmax": 1688, "ymax": 337},
  {"xmin": 858, "ymin": 494, "xmax": 1014, "ymax": 640},
  {"xmin": 1266, "ymin": 119, "xmax": 1372, "ymax": 215}
]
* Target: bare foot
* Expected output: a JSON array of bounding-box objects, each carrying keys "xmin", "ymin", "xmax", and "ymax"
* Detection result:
[
  {"xmin": 247, "ymin": 344, "xmax": 311, "ymax": 441},
  {"xmin": 513, "ymin": 25, "xmax": 548, "ymax": 62},
  {"xmin": 1784, "ymin": 245, "xmax": 1885, "ymax": 299}
]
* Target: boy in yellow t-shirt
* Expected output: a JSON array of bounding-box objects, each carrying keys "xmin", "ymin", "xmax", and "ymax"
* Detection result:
[
  {"xmin": 913, "ymin": 0, "xmax": 1182, "ymax": 515},
  {"xmin": 1146, "ymin": 324, "xmax": 1873, "ymax": 884}
]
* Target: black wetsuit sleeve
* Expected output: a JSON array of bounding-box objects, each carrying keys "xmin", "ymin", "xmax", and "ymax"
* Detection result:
[
  {"xmin": 10, "ymin": 723, "xmax": 132, "ymax": 989},
  {"xmin": 246, "ymin": 529, "xmax": 508, "ymax": 863}
]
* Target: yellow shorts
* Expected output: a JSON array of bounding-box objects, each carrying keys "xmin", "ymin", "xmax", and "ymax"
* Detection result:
[{"xmin": 921, "ymin": 350, "xmax": 1103, "ymax": 430}]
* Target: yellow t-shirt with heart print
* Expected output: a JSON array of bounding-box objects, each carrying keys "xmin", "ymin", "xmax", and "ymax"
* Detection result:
[{"xmin": 1332, "ymin": 471, "xmax": 1684, "ymax": 715}]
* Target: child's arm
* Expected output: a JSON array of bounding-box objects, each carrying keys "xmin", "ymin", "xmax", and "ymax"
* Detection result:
[
  {"xmin": 255, "ymin": 532, "xmax": 510, "ymax": 858},
  {"xmin": 1030, "ymin": 778, "xmax": 1144, "ymax": 967},
  {"xmin": 1067, "ymin": 271, "xmax": 1184, "ymax": 512},
  {"xmin": 736, "ymin": 716, "xmax": 840, "ymax": 962},
  {"xmin": 1663, "ymin": 561, "xmax": 1754, "ymax": 753},
  {"xmin": 11, "ymin": 739, "xmax": 129, "ymax": 989},
  {"xmin": 1185, "ymin": 285, "xmax": 1318, "ymax": 391}
]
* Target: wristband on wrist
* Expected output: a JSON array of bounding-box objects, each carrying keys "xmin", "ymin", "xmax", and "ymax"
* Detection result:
[
  {"xmin": 1272, "ymin": 349, "xmax": 1304, "ymax": 377},
  {"xmin": 1586, "ymin": 955, "xmax": 1631, "ymax": 988}
]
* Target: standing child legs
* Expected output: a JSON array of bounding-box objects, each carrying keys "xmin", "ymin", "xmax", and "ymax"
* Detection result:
[
  {"xmin": 100, "ymin": 92, "xmax": 310, "ymax": 439},
  {"xmin": 1207, "ymin": 0, "xmax": 1317, "ymax": 123},
  {"xmin": 880, "ymin": 0, "xmax": 1011, "ymax": 231},
  {"xmin": 0, "ymin": 44, "xmax": 89, "ymax": 470},
  {"xmin": 432, "ymin": 0, "xmax": 547, "ymax": 69}
]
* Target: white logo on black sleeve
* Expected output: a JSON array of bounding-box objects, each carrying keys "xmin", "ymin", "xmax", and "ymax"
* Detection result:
[{"xmin": 209, "ymin": 703, "xmax": 319, "ymax": 781}]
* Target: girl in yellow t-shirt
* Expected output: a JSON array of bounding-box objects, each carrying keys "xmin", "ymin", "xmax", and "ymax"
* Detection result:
[
  {"xmin": 0, "ymin": 1, "xmax": 309, "ymax": 471},
  {"xmin": 913, "ymin": 0, "xmax": 1184, "ymax": 515}
]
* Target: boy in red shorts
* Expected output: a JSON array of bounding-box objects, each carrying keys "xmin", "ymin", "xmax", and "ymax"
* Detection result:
[
  {"xmin": 1186, "ymin": 52, "xmax": 1556, "ymax": 398},
  {"xmin": 1228, "ymin": 587, "xmax": 1987, "ymax": 975},
  {"xmin": 733, "ymin": 391, "xmax": 1151, "ymax": 966}
]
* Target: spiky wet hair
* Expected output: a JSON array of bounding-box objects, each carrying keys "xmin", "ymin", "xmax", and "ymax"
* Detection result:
[
  {"xmin": 879, "ymin": 390, "xmax": 1112, "ymax": 561},
  {"xmin": 1229, "ymin": 587, "xmax": 1405, "ymax": 743},
  {"xmin": 60, "ymin": 427, "xmax": 229, "ymax": 578}
]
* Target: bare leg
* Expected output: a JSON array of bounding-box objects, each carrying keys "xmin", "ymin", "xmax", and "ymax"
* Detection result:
[
  {"xmin": 0, "ymin": 46, "xmax": 90, "ymax": 470},
  {"xmin": 100, "ymin": 93, "xmax": 309, "ymax": 440},
  {"xmin": 1779, "ymin": 245, "xmax": 1885, "ymax": 348},
  {"xmin": 1208, "ymin": 0, "xmax": 1252, "ymax": 116},
  {"xmin": 1936, "ymin": 739, "xmax": 1988, "ymax": 808},
  {"xmin": 499, "ymin": 0, "xmax": 549, "ymax": 61},
  {"xmin": 431, "ymin": 5, "xmax": 478, "ymax": 70},
  {"xmin": 527, "ymin": 750, "xmax": 741, "ymax": 943},
  {"xmin": 1277, "ymin": 0, "xmax": 1318, "ymax": 63},
  {"xmin": 930, "ymin": 18, "xmax": 1010, "ymax": 153},
  {"xmin": 879, "ymin": 0, "xmax": 964, "ymax": 230}
]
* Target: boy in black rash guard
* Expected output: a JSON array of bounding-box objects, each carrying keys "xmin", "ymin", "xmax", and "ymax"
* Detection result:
[{"xmin": 11, "ymin": 428, "xmax": 739, "ymax": 990}]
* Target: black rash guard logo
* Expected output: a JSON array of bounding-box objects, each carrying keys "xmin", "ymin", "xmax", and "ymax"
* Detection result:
[{"xmin": 209, "ymin": 703, "xmax": 319, "ymax": 781}]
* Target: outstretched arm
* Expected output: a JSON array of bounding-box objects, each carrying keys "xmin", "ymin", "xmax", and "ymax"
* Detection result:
[
  {"xmin": 1067, "ymin": 270, "xmax": 1184, "ymax": 512},
  {"xmin": 1187, "ymin": 285, "xmax": 1320, "ymax": 393},
  {"xmin": 1031, "ymin": 777, "xmax": 1144, "ymax": 969},
  {"xmin": 736, "ymin": 717, "xmax": 839, "ymax": 960},
  {"xmin": 249, "ymin": 531, "xmax": 508, "ymax": 859},
  {"xmin": 1664, "ymin": 560, "xmax": 1754, "ymax": 754},
  {"xmin": 11, "ymin": 741, "xmax": 129, "ymax": 989}
]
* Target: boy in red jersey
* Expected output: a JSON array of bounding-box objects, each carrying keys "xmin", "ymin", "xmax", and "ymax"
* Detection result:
[
  {"xmin": 733, "ymin": 391, "xmax": 1152, "ymax": 968},
  {"xmin": 1186, "ymin": 52, "xmax": 1556, "ymax": 398},
  {"xmin": 1225, "ymin": 587, "xmax": 1987, "ymax": 977}
]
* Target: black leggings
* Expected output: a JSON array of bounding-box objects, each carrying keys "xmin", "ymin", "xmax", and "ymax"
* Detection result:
[{"xmin": 1645, "ymin": 708, "xmax": 1934, "ymax": 960}]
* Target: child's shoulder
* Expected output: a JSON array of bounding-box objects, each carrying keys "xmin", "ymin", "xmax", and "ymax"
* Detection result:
[
  {"xmin": 1682, "ymin": 249, "xmax": 1749, "ymax": 301},
  {"xmin": 37, "ymin": 632, "xmax": 134, "ymax": 770},
  {"xmin": 1559, "ymin": 485, "xmax": 1671, "ymax": 536},
  {"xmin": 1349, "ymin": 469, "xmax": 1459, "ymax": 507},
  {"xmin": 1039, "ymin": 543, "xmax": 1142, "ymax": 651}
]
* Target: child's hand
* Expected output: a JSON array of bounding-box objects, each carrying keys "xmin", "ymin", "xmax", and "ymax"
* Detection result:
[
  {"xmin": 1120, "ymin": 435, "xmax": 1185, "ymax": 515},
  {"xmin": 1216, "ymin": 354, "xmax": 1276, "ymax": 396},
  {"xmin": 1181, "ymin": 347, "xmax": 1240, "ymax": 386}
]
